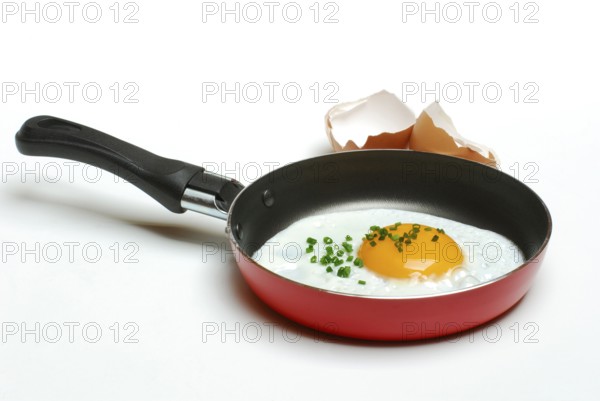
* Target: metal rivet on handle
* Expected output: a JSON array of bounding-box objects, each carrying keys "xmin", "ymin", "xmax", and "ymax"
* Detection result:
[
  {"xmin": 262, "ymin": 189, "xmax": 275, "ymax": 207},
  {"xmin": 234, "ymin": 223, "xmax": 243, "ymax": 241}
]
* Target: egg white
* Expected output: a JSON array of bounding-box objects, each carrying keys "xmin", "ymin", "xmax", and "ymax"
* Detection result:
[{"xmin": 251, "ymin": 209, "xmax": 525, "ymax": 296}]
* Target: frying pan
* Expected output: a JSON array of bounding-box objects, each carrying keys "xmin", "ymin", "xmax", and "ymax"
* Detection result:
[{"xmin": 15, "ymin": 116, "xmax": 552, "ymax": 341}]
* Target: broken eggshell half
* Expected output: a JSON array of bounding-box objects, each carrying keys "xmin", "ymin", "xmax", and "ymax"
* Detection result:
[
  {"xmin": 325, "ymin": 91, "xmax": 498, "ymax": 167},
  {"xmin": 325, "ymin": 90, "xmax": 414, "ymax": 151}
]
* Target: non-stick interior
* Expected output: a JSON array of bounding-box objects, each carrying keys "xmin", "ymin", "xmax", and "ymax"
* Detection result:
[{"xmin": 229, "ymin": 150, "xmax": 550, "ymax": 261}]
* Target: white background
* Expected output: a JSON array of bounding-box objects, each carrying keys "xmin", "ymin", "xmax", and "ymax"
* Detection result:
[{"xmin": 0, "ymin": 1, "xmax": 596, "ymax": 400}]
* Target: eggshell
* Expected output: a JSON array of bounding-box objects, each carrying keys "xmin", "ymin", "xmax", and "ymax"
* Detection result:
[
  {"xmin": 325, "ymin": 91, "xmax": 498, "ymax": 167},
  {"xmin": 325, "ymin": 90, "xmax": 414, "ymax": 151},
  {"xmin": 411, "ymin": 102, "xmax": 497, "ymax": 167}
]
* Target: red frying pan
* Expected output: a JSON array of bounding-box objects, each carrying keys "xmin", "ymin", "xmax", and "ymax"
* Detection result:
[{"xmin": 15, "ymin": 116, "xmax": 552, "ymax": 341}]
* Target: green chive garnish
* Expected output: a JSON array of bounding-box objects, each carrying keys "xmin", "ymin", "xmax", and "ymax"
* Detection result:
[
  {"xmin": 337, "ymin": 266, "xmax": 351, "ymax": 278},
  {"xmin": 424, "ymin": 227, "xmax": 432, "ymax": 231},
  {"xmin": 342, "ymin": 242, "xmax": 353, "ymax": 253},
  {"xmin": 353, "ymin": 258, "xmax": 363, "ymax": 267},
  {"xmin": 336, "ymin": 250, "xmax": 344, "ymax": 257},
  {"xmin": 306, "ymin": 237, "xmax": 317, "ymax": 245},
  {"xmin": 358, "ymin": 280, "xmax": 366, "ymax": 285},
  {"xmin": 345, "ymin": 235, "xmax": 352, "ymax": 241},
  {"xmin": 326, "ymin": 246, "xmax": 333, "ymax": 255},
  {"xmin": 346, "ymin": 256, "xmax": 353, "ymax": 262},
  {"xmin": 326, "ymin": 266, "xmax": 333, "ymax": 273},
  {"xmin": 323, "ymin": 237, "xmax": 333, "ymax": 244},
  {"xmin": 310, "ymin": 255, "xmax": 317, "ymax": 263},
  {"xmin": 432, "ymin": 235, "xmax": 439, "ymax": 242},
  {"xmin": 306, "ymin": 245, "xmax": 314, "ymax": 253},
  {"xmin": 369, "ymin": 241, "xmax": 377, "ymax": 247}
]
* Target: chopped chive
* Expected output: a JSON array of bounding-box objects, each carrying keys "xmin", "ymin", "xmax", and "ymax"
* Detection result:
[
  {"xmin": 432, "ymin": 235, "xmax": 439, "ymax": 242},
  {"xmin": 413, "ymin": 224, "xmax": 421, "ymax": 229},
  {"xmin": 336, "ymin": 250, "xmax": 344, "ymax": 257},
  {"xmin": 345, "ymin": 235, "xmax": 352, "ymax": 241},
  {"xmin": 342, "ymin": 242, "xmax": 353, "ymax": 253},
  {"xmin": 326, "ymin": 266, "xmax": 333, "ymax": 273},
  {"xmin": 369, "ymin": 241, "xmax": 377, "ymax": 247},
  {"xmin": 405, "ymin": 239, "xmax": 412, "ymax": 245},
  {"xmin": 326, "ymin": 246, "xmax": 333, "ymax": 255},
  {"xmin": 424, "ymin": 227, "xmax": 432, "ymax": 231},
  {"xmin": 346, "ymin": 256, "xmax": 353, "ymax": 262},
  {"xmin": 353, "ymin": 258, "xmax": 363, "ymax": 267},
  {"xmin": 358, "ymin": 280, "xmax": 366, "ymax": 285},
  {"xmin": 323, "ymin": 237, "xmax": 333, "ymax": 244},
  {"xmin": 333, "ymin": 258, "xmax": 343, "ymax": 267},
  {"xmin": 306, "ymin": 245, "xmax": 314, "ymax": 253},
  {"xmin": 390, "ymin": 234, "xmax": 400, "ymax": 241},
  {"xmin": 369, "ymin": 225, "xmax": 380, "ymax": 232},
  {"xmin": 437, "ymin": 228, "xmax": 445, "ymax": 234},
  {"xmin": 306, "ymin": 237, "xmax": 317, "ymax": 245},
  {"xmin": 365, "ymin": 233, "xmax": 375, "ymax": 241},
  {"xmin": 310, "ymin": 255, "xmax": 317, "ymax": 263},
  {"xmin": 337, "ymin": 266, "xmax": 351, "ymax": 278},
  {"xmin": 320, "ymin": 255, "xmax": 331, "ymax": 265}
]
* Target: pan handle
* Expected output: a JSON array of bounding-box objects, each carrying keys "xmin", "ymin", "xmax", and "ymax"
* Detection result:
[{"xmin": 15, "ymin": 116, "xmax": 244, "ymax": 219}]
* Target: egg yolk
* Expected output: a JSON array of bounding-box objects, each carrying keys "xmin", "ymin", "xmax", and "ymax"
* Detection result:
[{"xmin": 358, "ymin": 223, "xmax": 463, "ymax": 279}]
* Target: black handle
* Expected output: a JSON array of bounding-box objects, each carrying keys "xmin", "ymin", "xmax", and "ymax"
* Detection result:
[{"xmin": 15, "ymin": 116, "xmax": 244, "ymax": 215}]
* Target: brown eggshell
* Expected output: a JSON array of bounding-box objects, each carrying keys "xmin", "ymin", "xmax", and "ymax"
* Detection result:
[
  {"xmin": 325, "ymin": 90, "xmax": 415, "ymax": 151},
  {"xmin": 332, "ymin": 129, "xmax": 413, "ymax": 151},
  {"xmin": 326, "ymin": 91, "xmax": 498, "ymax": 168},
  {"xmin": 410, "ymin": 103, "xmax": 497, "ymax": 167}
]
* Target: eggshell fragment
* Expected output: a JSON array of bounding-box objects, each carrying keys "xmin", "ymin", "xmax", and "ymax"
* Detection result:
[
  {"xmin": 411, "ymin": 102, "xmax": 498, "ymax": 167},
  {"xmin": 325, "ymin": 91, "xmax": 498, "ymax": 167},
  {"xmin": 325, "ymin": 90, "xmax": 415, "ymax": 151}
]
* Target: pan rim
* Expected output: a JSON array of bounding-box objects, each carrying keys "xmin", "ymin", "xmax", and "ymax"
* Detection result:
[{"xmin": 226, "ymin": 149, "xmax": 552, "ymax": 301}]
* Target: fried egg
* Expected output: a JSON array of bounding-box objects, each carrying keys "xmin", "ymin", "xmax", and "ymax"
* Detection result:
[{"xmin": 251, "ymin": 209, "xmax": 525, "ymax": 296}]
